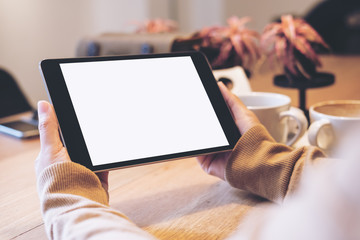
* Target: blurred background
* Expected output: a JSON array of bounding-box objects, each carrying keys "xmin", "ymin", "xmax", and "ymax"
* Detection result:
[{"xmin": 0, "ymin": 0, "xmax": 345, "ymax": 107}]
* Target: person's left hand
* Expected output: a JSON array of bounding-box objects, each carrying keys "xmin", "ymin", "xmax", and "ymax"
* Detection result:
[
  {"xmin": 197, "ymin": 82, "xmax": 260, "ymax": 180},
  {"xmin": 35, "ymin": 101, "xmax": 108, "ymax": 191},
  {"xmin": 197, "ymin": 150, "xmax": 232, "ymax": 180}
]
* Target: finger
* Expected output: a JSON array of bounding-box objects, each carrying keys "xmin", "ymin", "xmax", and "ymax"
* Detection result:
[
  {"xmin": 218, "ymin": 82, "xmax": 259, "ymax": 133},
  {"xmin": 96, "ymin": 171, "xmax": 109, "ymax": 191},
  {"xmin": 218, "ymin": 81, "xmax": 247, "ymax": 111},
  {"xmin": 218, "ymin": 82, "xmax": 248, "ymax": 120},
  {"xmin": 37, "ymin": 101, "xmax": 63, "ymax": 150}
]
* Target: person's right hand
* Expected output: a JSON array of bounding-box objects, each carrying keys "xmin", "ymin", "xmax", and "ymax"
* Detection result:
[{"xmin": 197, "ymin": 82, "xmax": 260, "ymax": 180}]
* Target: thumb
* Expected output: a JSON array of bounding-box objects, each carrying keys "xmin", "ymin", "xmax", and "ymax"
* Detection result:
[
  {"xmin": 218, "ymin": 81, "xmax": 247, "ymax": 113},
  {"xmin": 218, "ymin": 82, "xmax": 259, "ymax": 134},
  {"xmin": 218, "ymin": 81, "xmax": 248, "ymax": 122},
  {"xmin": 37, "ymin": 101, "xmax": 63, "ymax": 150}
]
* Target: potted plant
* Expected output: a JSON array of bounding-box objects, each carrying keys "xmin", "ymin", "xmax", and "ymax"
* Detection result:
[
  {"xmin": 130, "ymin": 18, "xmax": 179, "ymax": 54},
  {"xmin": 261, "ymin": 15, "xmax": 330, "ymax": 81},
  {"xmin": 172, "ymin": 16, "xmax": 260, "ymax": 75},
  {"xmin": 261, "ymin": 15, "xmax": 334, "ymax": 113},
  {"xmin": 134, "ymin": 18, "xmax": 178, "ymax": 33}
]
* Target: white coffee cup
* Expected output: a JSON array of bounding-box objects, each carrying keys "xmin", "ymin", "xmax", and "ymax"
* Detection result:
[
  {"xmin": 238, "ymin": 92, "xmax": 308, "ymax": 146},
  {"xmin": 308, "ymin": 100, "xmax": 360, "ymax": 153}
]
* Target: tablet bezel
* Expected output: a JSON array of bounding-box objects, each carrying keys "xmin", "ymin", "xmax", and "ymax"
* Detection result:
[{"xmin": 40, "ymin": 52, "xmax": 241, "ymax": 172}]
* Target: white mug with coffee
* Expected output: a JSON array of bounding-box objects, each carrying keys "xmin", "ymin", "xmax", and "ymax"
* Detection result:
[
  {"xmin": 239, "ymin": 92, "xmax": 308, "ymax": 146},
  {"xmin": 308, "ymin": 100, "xmax": 360, "ymax": 153}
]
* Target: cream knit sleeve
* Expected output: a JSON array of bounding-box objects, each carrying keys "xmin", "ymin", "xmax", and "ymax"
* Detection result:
[
  {"xmin": 225, "ymin": 124, "xmax": 326, "ymax": 203},
  {"xmin": 37, "ymin": 161, "xmax": 155, "ymax": 240}
]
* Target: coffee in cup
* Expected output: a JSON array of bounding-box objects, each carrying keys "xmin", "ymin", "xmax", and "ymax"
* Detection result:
[
  {"xmin": 238, "ymin": 92, "xmax": 308, "ymax": 146},
  {"xmin": 308, "ymin": 100, "xmax": 360, "ymax": 153}
]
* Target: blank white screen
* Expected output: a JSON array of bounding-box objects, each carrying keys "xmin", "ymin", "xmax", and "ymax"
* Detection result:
[{"xmin": 60, "ymin": 56, "xmax": 229, "ymax": 166}]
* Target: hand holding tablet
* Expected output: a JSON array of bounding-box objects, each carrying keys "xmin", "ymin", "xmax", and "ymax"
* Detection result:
[{"xmin": 39, "ymin": 52, "xmax": 240, "ymax": 172}]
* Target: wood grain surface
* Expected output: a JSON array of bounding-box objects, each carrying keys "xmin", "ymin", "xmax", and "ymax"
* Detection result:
[
  {"xmin": 1, "ymin": 55, "xmax": 359, "ymax": 239},
  {"xmin": 251, "ymin": 55, "xmax": 360, "ymax": 109}
]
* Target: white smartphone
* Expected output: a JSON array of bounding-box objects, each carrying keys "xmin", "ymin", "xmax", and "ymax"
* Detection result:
[{"xmin": 0, "ymin": 120, "xmax": 39, "ymax": 138}]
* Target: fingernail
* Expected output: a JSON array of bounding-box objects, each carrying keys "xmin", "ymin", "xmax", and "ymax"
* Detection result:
[
  {"xmin": 37, "ymin": 101, "xmax": 49, "ymax": 121},
  {"xmin": 218, "ymin": 81, "xmax": 226, "ymax": 88}
]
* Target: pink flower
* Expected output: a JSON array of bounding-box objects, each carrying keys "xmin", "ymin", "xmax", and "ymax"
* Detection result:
[
  {"xmin": 135, "ymin": 18, "xmax": 178, "ymax": 33},
  {"xmin": 193, "ymin": 16, "xmax": 260, "ymax": 69},
  {"xmin": 261, "ymin": 15, "xmax": 329, "ymax": 77}
]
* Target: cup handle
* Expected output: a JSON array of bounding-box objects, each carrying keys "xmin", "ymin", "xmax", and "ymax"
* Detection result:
[
  {"xmin": 308, "ymin": 119, "xmax": 332, "ymax": 149},
  {"xmin": 279, "ymin": 107, "xmax": 308, "ymax": 146}
]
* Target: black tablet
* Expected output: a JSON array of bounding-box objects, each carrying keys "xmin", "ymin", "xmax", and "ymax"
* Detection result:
[{"xmin": 40, "ymin": 52, "xmax": 241, "ymax": 172}]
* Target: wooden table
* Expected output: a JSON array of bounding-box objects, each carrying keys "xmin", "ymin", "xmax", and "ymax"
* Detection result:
[
  {"xmin": 251, "ymin": 55, "xmax": 360, "ymax": 109},
  {"xmin": 1, "ymin": 55, "xmax": 360, "ymax": 240},
  {"xmin": 0, "ymin": 135, "xmax": 265, "ymax": 240}
]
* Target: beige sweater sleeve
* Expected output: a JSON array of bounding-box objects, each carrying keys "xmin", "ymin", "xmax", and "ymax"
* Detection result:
[
  {"xmin": 37, "ymin": 125, "xmax": 325, "ymax": 239},
  {"xmin": 225, "ymin": 124, "xmax": 326, "ymax": 203},
  {"xmin": 37, "ymin": 161, "xmax": 156, "ymax": 240}
]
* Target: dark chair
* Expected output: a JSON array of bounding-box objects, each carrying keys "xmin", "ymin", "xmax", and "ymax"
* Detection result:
[
  {"xmin": 0, "ymin": 68, "xmax": 32, "ymax": 119},
  {"xmin": 305, "ymin": 0, "xmax": 360, "ymax": 54}
]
